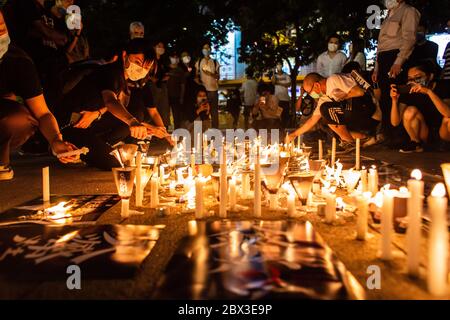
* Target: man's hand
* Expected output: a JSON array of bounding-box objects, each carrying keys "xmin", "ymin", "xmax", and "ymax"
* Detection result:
[
  {"xmin": 371, "ymin": 69, "xmax": 378, "ymax": 83},
  {"xmin": 390, "ymin": 84, "xmax": 400, "ymax": 102},
  {"xmin": 51, "ymin": 140, "xmax": 79, "ymax": 164},
  {"xmin": 73, "ymin": 111, "xmax": 98, "ymax": 129},
  {"xmin": 143, "ymin": 123, "xmax": 169, "ymax": 139},
  {"xmin": 129, "ymin": 120, "xmax": 148, "ymax": 140},
  {"xmin": 409, "ymin": 83, "xmax": 430, "ymax": 95},
  {"xmin": 388, "ymin": 64, "xmax": 402, "ymax": 78},
  {"xmin": 197, "ymin": 102, "xmax": 210, "ymax": 115}
]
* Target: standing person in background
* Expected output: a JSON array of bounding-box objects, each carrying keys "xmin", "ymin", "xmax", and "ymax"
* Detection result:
[
  {"xmin": 240, "ymin": 71, "xmax": 258, "ymax": 130},
  {"xmin": 441, "ymin": 20, "xmax": 450, "ymax": 80},
  {"xmin": 51, "ymin": 0, "xmax": 89, "ymax": 65},
  {"xmin": 316, "ymin": 34, "xmax": 347, "ymax": 77},
  {"xmin": 129, "ymin": 21, "xmax": 144, "ymax": 40},
  {"xmin": 150, "ymin": 40, "xmax": 171, "ymax": 127},
  {"xmin": 195, "ymin": 43, "xmax": 220, "ymax": 128},
  {"xmin": 272, "ymin": 62, "xmax": 291, "ymax": 128},
  {"xmin": 409, "ymin": 22, "xmax": 439, "ymax": 72},
  {"xmin": 167, "ymin": 51, "xmax": 184, "ymax": 129},
  {"xmin": 348, "ymin": 38, "xmax": 366, "ymax": 71},
  {"xmin": 372, "ymin": 0, "xmax": 420, "ymax": 142}
]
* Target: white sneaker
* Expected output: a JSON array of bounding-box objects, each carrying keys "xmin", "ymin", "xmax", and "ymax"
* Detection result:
[{"xmin": 0, "ymin": 165, "xmax": 14, "ymax": 181}]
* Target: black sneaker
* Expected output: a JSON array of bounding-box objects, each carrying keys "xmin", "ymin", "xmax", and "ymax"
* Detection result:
[
  {"xmin": 336, "ymin": 141, "xmax": 356, "ymax": 154},
  {"xmin": 399, "ymin": 141, "xmax": 424, "ymax": 153}
]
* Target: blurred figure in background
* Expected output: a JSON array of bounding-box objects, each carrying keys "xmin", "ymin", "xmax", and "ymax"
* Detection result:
[
  {"xmin": 409, "ymin": 22, "xmax": 439, "ymax": 73},
  {"xmin": 252, "ymin": 83, "xmax": 282, "ymax": 131},
  {"xmin": 129, "ymin": 21, "xmax": 144, "ymax": 40},
  {"xmin": 150, "ymin": 40, "xmax": 171, "ymax": 127},
  {"xmin": 316, "ymin": 34, "xmax": 347, "ymax": 77},
  {"xmin": 167, "ymin": 51, "xmax": 185, "ymax": 129},
  {"xmin": 272, "ymin": 62, "xmax": 291, "ymax": 128},
  {"xmin": 225, "ymin": 88, "xmax": 241, "ymax": 129},
  {"xmin": 348, "ymin": 38, "xmax": 366, "ymax": 71},
  {"xmin": 240, "ymin": 71, "xmax": 258, "ymax": 130}
]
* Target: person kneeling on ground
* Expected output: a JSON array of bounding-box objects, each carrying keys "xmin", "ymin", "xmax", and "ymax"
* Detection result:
[
  {"xmin": 286, "ymin": 72, "xmax": 380, "ymax": 152},
  {"xmin": 180, "ymin": 85, "xmax": 212, "ymax": 134},
  {"xmin": 252, "ymin": 83, "xmax": 283, "ymax": 131},
  {"xmin": 0, "ymin": 11, "xmax": 77, "ymax": 181},
  {"xmin": 390, "ymin": 63, "xmax": 450, "ymax": 153}
]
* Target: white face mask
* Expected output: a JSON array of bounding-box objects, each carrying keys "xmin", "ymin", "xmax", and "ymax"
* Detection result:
[
  {"xmin": 156, "ymin": 47, "xmax": 165, "ymax": 56},
  {"xmin": 0, "ymin": 33, "xmax": 11, "ymax": 60},
  {"xmin": 126, "ymin": 61, "xmax": 149, "ymax": 81},
  {"xmin": 182, "ymin": 56, "xmax": 191, "ymax": 64},
  {"xmin": 328, "ymin": 43, "xmax": 339, "ymax": 52},
  {"xmin": 170, "ymin": 57, "xmax": 180, "ymax": 65},
  {"xmin": 384, "ymin": 0, "xmax": 399, "ymax": 10}
]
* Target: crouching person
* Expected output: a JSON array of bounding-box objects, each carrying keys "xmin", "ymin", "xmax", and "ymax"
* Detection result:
[{"xmin": 0, "ymin": 11, "xmax": 77, "ymax": 181}]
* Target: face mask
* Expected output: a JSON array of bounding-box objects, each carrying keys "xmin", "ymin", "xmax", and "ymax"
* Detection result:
[
  {"xmin": 170, "ymin": 57, "xmax": 179, "ymax": 65},
  {"xmin": 156, "ymin": 47, "xmax": 165, "ymax": 56},
  {"xmin": 126, "ymin": 61, "xmax": 149, "ymax": 81},
  {"xmin": 384, "ymin": 0, "xmax": 399, "ymax": 10},
  {"xmin": 202, "ymin": 49, "xmax": 211, "ymax": 57},
  {"xmin": 409, "ymin": 77, "xmax": 429, "ymax": 87},
  {"xmin": 182, "ymin": 56, "xmax": 191, "ymax": 64},
  {"xmin": 0, "ymin": 33, "xmax": 11, "ymax": 60},
  {"xmin": 328, "ymin": 43, "xmax": 339, "ymax": 52},
  {"xmin": 310, "ymin": 92, "xmax": 322, "ymax": 100}
]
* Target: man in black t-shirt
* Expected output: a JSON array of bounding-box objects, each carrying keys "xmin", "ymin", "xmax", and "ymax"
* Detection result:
[
  {"xmin": 58, "ymin": 39, "xmax": 169, "ymax": 170},
  {"xmin": 390, "ymin": 63, "xmax": 450, "ymax": 153},
  {"xmin": 0, "ymin": 11, "xmax": 78, "ymax": 181}
]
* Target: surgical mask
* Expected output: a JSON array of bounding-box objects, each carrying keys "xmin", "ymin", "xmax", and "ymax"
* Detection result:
[
  {"xmin": 202, "ymin": 49, "xmax": 210, "ymax": 57},
  {"xmin": 328, "ymin": 43, "xmax": 339, "ymax": 52},
  {"xmin": 182, "ymin": 56, "xmax": 191, "ymax": 64},
  {"xmin": 126, "ymin": 61, "xmax": 149, "ymax": 81},
  {"xmin": 384, "ymin": 0, "xmax": 399, "ymax": 10},
  {"xmin": 409, "ymin": 77, "xmax": 429, "ymax": 87},
  {"xmin": 170, "ymin": 57, "xmax": 179, "ymax": 65},
  {"xmin": 310, "ymin": 92, "xmax": 322, "ymax": 100},
  {"xmin": 0, "ymin": 33, "xmax": 11, "ymax": 60},
  {"xmin": 156, "ymin": 47, "xmax": 165, "ymax": 56}
]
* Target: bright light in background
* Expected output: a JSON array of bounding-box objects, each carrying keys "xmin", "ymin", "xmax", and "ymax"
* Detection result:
[{"xmin": 427, "ymin": 33, "xmax": 450, "ymax": 67}]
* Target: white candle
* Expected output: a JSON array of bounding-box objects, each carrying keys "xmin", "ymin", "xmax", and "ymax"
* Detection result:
[
  {"xmin": 159, "ymin": 165, "xmax": 166, "ymax": 185},
  {"xmin": 324, "ymin": 191, "xmax": 336, "ymax": 223},
  {"xmin": 42, "ymin": 166, "xmax": 50, "ymax": 203},
  {"xmin": 219, "ymin": 142, "xmax": 227, "ymax": 218},
  {"xmin": 318, "ymin": 139, "xmax": 323, "ymax": 160},
  {"xmin": 136, "ymin": 151, "xmax": 143, "ymax": 207},
  {"xmin": 169, "ymin": 181, "xmax": 176, "ymax": 196},
  {"xmin": 368, "ymin": 166, "xmax": 379, "ymax": 195},
  {"xmin": 407, "ymin": 169, "xmax": 424, "ymax": 277},
  {"xmin": 355, "ymin": 138, "xmax": 361, "ymax": 170},
  {"xmin": 121, "ymin": 198, "xmax": 130, "ymax": 218},
  {"xmin": 357, "ymin": 192, "xmax": 371, "ymax": 240},
  {"xmin": 195, "ymin": 177, "xmax": 205, "ymax": 219},
  {"xmin": 427, "ymin": 183, "xmax": 448, "ymax": 296},
  {"xmin": 241, "ymin": 173, "xmax": 250, "ymax": 199},
  {"xmin": 150, "ymin": 176, "xmax": 159, "ymax": 209},
  {"xmin": 380, "ymin": 190, "xmax": 395, "ymax": 260},
  {"xmin": 331, "ymin": 138, "xmax": 336, "ymax": 168},
  {"xmin": 287, "ymin": 191, "xmax": 296, "ymax": 217},
  {"xmin": 360, "ymin": 167, "xmax": 368, "ymax": 192},
  {"xmin": 190, "ymin": 148, "xmax": 196, "ymax": 171},
  {"xmin": 203, "ymin": 134, "xmax": 208, "ymax": 164},
  {"xmin": 229, "ymin": 177, "xmax": 237, "ymax": 210},
  {"xmin": 297, "ymin": 135, "xmax": 301, "ymax": 150},
  {"xmin": 254, "ymin": 144, "xmax": 262, "ymax": 217}
]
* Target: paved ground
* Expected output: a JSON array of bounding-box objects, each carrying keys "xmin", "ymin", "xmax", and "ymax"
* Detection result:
[{"xmin": 0, "ymin": 128, "xmax": 449, "ymax": 299}]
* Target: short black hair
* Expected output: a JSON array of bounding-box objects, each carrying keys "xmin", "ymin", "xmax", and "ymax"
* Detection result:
[
  {"xmin": 257, "ymin": 82, "xmax": 275, "ymax": 95},
  {"xmin": 327, "ymin": 33, "xmax": 341, "ymax": 43},
  {"xmin": 409, "ymin": 60, "xmax": 436, "ymax": 76}
]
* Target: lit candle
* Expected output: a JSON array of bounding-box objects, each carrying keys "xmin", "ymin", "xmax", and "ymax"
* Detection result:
[
  {"xmin": 42, "ymin": 166, "xmax": 50, "ymax": 203},
  {"xmin": 357, "ymin": 192, "xmax": 371, "ymax": 240},
  {"xmin": 203, "ymin": 134, "xmax": 208, "ymax": 164},
  {"xmin": 159, "ymin": 165, "xmax": 166, "ymax": 185},
  {"xmin": 136, "ymin": 151, "xmax": 143, "ymax": 207},
  {"xmin": 254, "ymin": 144, "xmax": 262, "ymax": 217},
  {"xmin": 219, "ymin": 141, "xmax": 227, "ymax": 218},
  {"xmin": 368, "ymin": 166, "xmax": 379, "ymax": 195},
  {"xmin": 427, "ymin": 183, "xmax": 448, "ymax": 296},
  {"xmin": 407, "ymin": 169, "xmax": 424, "ymax": 277},
  {"xmin": 297, "ymin": 135, "xmax": 301, "ymax": 151},
  {"xmin": 331, "ymin": 138, "xmax": 336, "ymax": 168},
  {"xmin": 195, "ymin": 176, "xmax": 205, "ymax": 219},
  {"xmin": 150, "ymin": 176, "xmax": 159, "ymax": 209},
  {"xmin": 190, "ymin": 148, "xmax": 196, "ymax": 172},
  {"xmin": 229, "ymin": 177, "xmax": 237, "ymax": 210},
  {"xmin": 241, "ymin": 173, "xmax": 250, "ymax": 199},
  {"xmin": 360, "ymin": 167, "xmax": 368, "ymax": 192},
  {"xmin": 343, "ymin": 169, "xmax": 361, "ymax": 193},
  {"xmin": 380, "ymin": 189, "xmax": 395, "ymax": 260},
  {"xmin": 318, "ymin": 139, "xmax": 323, "ymax": 160},
  {"xmin": 324, "ymin": 190, "xmax": 336, "ymax": 223},
  {"xmin": 169, "ymin": 181, "xmax": 176, "ymax": 196},
  {"xmin": 287, "ymin": 190, "xmax": 296, "ymax": 217},
  {"xmin": 355, "ymin": 138, "xmax": 361, "ymax": 170},
  {"xmin": 121, "ymin": 199, "xmax": 130, "ymax": 218}
]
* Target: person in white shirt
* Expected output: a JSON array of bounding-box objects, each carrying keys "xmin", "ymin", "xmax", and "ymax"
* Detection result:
[
  {"xmin": 316, "ymin": 34, "xmax": 348, "ymax": 77},
  {"xmin": 272, "ymin": 62, "xmax": 291, "ymax": 128},
  {"xmin": 240, "ymin": 71, "xmax": 258, "ymax": 129},
  {"xmin": 287, "ymin": 73, "xmax": 379, "ymax": 151},
  {"xmin": 195, "ymin": 43, "xmax": 220, "ymax": 128},
  {"xmin": 129, "ymin": 22, "xmax": 144, "ymax": 40}
]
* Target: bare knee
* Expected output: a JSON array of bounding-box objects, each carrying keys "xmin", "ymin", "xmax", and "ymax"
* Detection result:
[
  {"xmin": 440, "ymin": 118, "xmax": 450, "ymax": 141},
  {"xmin": 403, "ymin": 106, "xmax": 420, "ymax": 123}
]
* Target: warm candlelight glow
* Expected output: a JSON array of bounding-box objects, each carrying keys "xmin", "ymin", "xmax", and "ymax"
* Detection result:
[
  {"xmin": 411, "ymin": 169, "xmax": 422, "ymax": 181},
  {"xmin": 431, "ymin": 183, "xmax": 446, "ymax": 198}
]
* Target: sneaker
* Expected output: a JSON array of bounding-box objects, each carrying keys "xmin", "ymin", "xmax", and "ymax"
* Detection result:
[
  {"xmin": 0, "ymin": 165, "xmax": 14, "ymax": 181},
  {"xmin": 399, "ymin": 141, "xmax": 424, "ymax": 153},
  {"xmin": 361, "ymin": 136, "xmax": 377, "ymax": 148},
  {"xmin": 336, "ymin": 141, "xmax": 356, "ymax": 154}
]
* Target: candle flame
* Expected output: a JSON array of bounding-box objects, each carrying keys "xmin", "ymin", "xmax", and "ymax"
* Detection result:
[
  {"xmin": 431, "ymin": 183, "xmax": 446, "ymax": 198},
  {"xmin": 411, "ymin": 169, "xmax": 422, "ymax": 180},
  {"xmin": 399, "ymin": 186, "xmax": 409, "ymax": 194}
]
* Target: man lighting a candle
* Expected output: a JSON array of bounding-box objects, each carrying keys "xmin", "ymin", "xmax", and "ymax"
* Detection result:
[
  {"xmin": 286, "ymin": 72, "xmax": 380, "ymax": 153},
  {"xmin": 0, "ymin": 11, "xmax": 78, "ymax": 181}
]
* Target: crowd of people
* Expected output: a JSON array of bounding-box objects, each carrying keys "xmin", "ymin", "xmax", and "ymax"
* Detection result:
[{"xmin": 0, "ymin": 0, "xmax": 449, "ymax": 182}]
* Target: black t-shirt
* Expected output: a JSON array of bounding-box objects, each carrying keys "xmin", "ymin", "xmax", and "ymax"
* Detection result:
[
  {"xmin": 399, "ymin": 80, "xmax": 450, "ymax": 127},
  {"xmin": 61, "ymin": 61, "xmax": 127, "ymax": 113},
  {"xmin": 0, "ymin": 45, "xmax": 43, "ymax": 100},
  {"xmin": 409, "ymin": 41, "xmax": 439, "ymax": 68}
]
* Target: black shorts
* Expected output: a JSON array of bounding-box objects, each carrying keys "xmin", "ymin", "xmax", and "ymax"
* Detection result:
[
  {"xmin": 320, "ymin": 95, "xmax": 378, "ymax": 134},
  {"xmin": 0, "ymin": 99, "xmax": 30, "ymax": 119}
]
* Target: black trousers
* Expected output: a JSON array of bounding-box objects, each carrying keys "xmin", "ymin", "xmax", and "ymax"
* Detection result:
[{"xmin": 377, "ymin": 50, "xmax": 408, "ymax": 137}]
